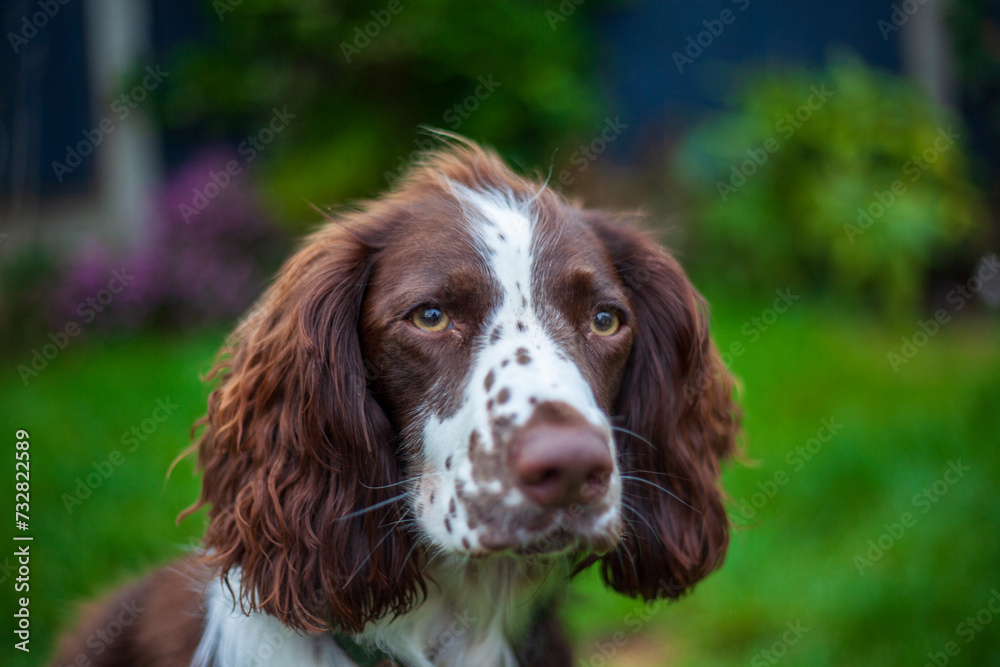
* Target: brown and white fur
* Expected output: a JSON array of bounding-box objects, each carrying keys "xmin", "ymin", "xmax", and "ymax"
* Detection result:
[{"xmin": 52, "ymin": 138, "xmax": 740, "ymax": 667}]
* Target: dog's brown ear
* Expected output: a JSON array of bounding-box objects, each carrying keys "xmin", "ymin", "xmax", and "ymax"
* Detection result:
[
  {"xmin": 589, "ymin": 213, "xmax": 740, "ymax": 599},
  {"xmin": 180, "ymin": 213, "xmax": 424, "ymax": 634}
]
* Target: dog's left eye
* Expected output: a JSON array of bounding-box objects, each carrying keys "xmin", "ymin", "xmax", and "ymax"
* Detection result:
[
  {"xmin": 411, "ymin": 306, "xmax": 452, "ymax": 332},
  {"xmin": 590, "ymin": 310, "xmax": 620, "ymax": 336}
]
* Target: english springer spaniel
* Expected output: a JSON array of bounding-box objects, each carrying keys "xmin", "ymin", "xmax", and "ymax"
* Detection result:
[{"xmin": 53, "ymin": 138, "xmax": 740, "ymax": 667}]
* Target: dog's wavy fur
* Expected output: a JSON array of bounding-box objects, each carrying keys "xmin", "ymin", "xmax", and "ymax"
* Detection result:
[{"xmin": 52, "ymin": 138, "xmax": 740, "ymax": 667}]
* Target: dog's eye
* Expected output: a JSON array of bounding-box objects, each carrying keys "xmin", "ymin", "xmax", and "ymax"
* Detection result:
[
  {"xmin": 590, "ymin": 310, "xmax": 620, "ymax": 336},
  {"xmin": 411, "ymin": 306, "xmax": 451, "ymax": 332}
]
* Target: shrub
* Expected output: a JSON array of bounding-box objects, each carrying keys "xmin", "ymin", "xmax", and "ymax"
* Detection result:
[
  {"xmin": 150, "ymin": 0, "xmax": 612, "ymax": 225},
  {"xmin": 673, "ymin": 55, "xmax": 986, "ymax": 318}
]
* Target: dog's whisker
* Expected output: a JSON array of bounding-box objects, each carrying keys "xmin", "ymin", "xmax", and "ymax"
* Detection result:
[
  {"xmin": 620, "ymin": 475, "xmax": 702, "ymax": 514},
  {"xmin": 619, "ymin": 499, "xmax": 664, "ymax": 545},
  {"xmin": 343, "ymin": 517, "xmax": 410, "ymax": 587},
  {"xmin": 336, "ymin": 493, "xmax": 409, "ymax": 521},
  {"xmin": 376, "ymin": 503, "xmax": 413, "ymax": 531},
  {"xmin": 626, "ymin": 467, "xmax": 690, "ymax": 481},
  {"xmin": 361, "ymin": 472, "xmax": 435, "ymax": 491},
  {"xmin": 607, "ymin": 521, "xmax": 642, "ymax": 582},
  {"xmin": 397, "ymin": 537, "xmax": 424, "ymax": 579},
  {"xmin": 610, "ymin": 425, "xmax": 657, "ymax": 450}
]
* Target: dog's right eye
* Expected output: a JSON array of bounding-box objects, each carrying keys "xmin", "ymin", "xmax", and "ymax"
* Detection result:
[
  {"xmin": 411, "ymin": 306, "xmax": 452, "ymax": 332},
  {"xmin": 590, "ymin": 310, "xmax": 620, "ymax": 337}
]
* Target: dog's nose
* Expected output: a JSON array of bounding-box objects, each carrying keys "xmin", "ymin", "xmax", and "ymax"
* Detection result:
[{"xmin": 511, "ymin": 425, "xmax": 613, "ymax": 508}]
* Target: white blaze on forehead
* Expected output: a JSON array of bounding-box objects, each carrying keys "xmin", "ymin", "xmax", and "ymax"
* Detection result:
[
  {"xmin": 447, "ymin": 183, "xmax": 608, "ymax": 432},
  {"xmin": 414, "ymin": 182, "xmax": 619, "ymax": 552},
  {"xmin": 448, "ymin": 184, "xmax": 535, "ymax": 308}
]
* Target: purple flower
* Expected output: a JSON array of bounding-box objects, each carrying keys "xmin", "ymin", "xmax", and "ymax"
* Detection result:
[{"xmin": 50, "ymin": 147, "xmax": 286, "ymax": 333}]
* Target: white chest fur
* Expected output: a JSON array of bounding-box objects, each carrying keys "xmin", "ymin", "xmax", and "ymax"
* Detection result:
[{"xmin": 193, "ymin": 558, "xmax": 564, "ymax": 667}]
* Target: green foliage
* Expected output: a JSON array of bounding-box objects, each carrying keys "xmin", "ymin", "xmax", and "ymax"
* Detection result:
[
  {"xmin": 157, "ymin": 0, "xmax": 611, "ymax": 225},
  {"xmin": 0, "ymin": 243, "xmax": 57, "ymax": 346},
  {"xmin": 4, "ymin": 304, "xmax": 998, "ymax": 666},
  {"xmin": 674, "ymin": 56, "xmax": 986, "ymax": 319}
]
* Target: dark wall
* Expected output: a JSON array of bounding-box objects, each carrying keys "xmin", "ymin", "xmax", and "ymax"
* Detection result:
[
  {"xmin": 2, "ymin": 0, "xmax": 92, "ymax": 197},
  {"xmin": 595, "ymin": 0, "xmax": 904, "ymax": 162}
]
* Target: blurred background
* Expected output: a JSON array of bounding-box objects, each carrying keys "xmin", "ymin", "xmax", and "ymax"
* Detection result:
[{"xmin": 2, "ymin": 0, "xmax": 999, "ymax": 665}]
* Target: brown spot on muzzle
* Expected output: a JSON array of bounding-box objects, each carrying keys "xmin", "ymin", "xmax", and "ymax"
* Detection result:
[{"xmin": 460, "ymin": 401, "xmax": 618, "ymax": 552}]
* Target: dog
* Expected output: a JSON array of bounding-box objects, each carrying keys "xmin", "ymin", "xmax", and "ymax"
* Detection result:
[{"xmin": 52, "ymin": 138, "xmax": 740, "ymax": 666}]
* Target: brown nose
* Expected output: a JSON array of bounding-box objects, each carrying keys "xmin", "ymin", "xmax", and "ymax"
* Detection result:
[{"xmin": 511, "ymin": 425, "xmax": 613, "ymax": 508}]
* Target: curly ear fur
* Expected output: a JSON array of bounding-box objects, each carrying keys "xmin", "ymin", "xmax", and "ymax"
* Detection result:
[
  {"xmin": 180, "ymin": 212, "xmax": 424, "ymax": 634},
  {"xmin": 589, "ymin": 214, "xmax": 741, "ymax": 599}
]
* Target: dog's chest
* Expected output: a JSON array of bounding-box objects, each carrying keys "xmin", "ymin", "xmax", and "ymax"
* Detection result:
[{"xmin": 196, "ymin": 560, "xmax": 561, "ymax": 667}]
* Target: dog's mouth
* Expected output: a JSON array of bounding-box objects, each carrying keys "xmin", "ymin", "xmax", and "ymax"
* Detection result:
[{"xmin": 472, "ymin": 507, "xmax": 622, "ymax": 557}]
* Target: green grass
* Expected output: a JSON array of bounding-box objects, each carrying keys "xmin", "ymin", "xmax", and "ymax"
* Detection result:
[
  {"xmin": 566, "ymin": 294, "xmax": 1000, "ymax": 666},
  {"xmin": 1, "ymin": 301, "xmax": 998, "ymax": 666},
  {"xmin": 0, "ymin": 330, "xmax": 223, "ymax": 666}
]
